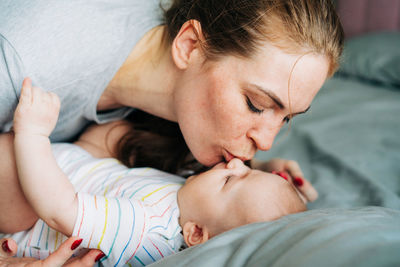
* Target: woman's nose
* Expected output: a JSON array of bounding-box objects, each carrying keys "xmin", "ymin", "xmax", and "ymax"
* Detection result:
[{"xmin": 246, "ymin": 123, "xmax": 281, "ymax": 151}]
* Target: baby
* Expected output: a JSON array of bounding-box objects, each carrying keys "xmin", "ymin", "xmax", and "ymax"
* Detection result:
[{"xmin": 4, "ymin": 84, "xmax": 306, "ymax": 266}]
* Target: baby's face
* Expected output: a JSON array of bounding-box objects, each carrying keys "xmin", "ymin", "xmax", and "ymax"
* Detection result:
[{"xmin": 177, "ymin": 159, "xmax": 306, "ymax": 236}]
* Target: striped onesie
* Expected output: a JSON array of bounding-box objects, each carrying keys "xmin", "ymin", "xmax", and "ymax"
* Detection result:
[{"xmin": 3, "ymin": 143, "xmax": 186, "ymax": 266}]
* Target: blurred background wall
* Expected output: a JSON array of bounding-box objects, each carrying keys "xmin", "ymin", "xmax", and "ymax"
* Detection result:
[{"xmin": 336, "ymin": 0, "xmax": 400, "ymax": 38}]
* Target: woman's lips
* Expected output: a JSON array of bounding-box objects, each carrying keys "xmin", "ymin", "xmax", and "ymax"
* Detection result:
[
  {"xmin": 223, "ymin": 149, "xmax": 249, "ymax": 162},
  {"xmin": 223, "ymin": 150, "xmax": 235, "ymax": 162}
]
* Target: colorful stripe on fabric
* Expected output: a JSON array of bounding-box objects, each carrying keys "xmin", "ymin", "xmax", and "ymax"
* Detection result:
[
  {"xmin": 125, "ymin": 202, "xmax": 146, "ymax": 264},
  {"xmin": 45, "ymin": 226, "xmax": 50, "ymax": 250},
  {"xmin": 134, "ymin": 256, "xmax": 145, "ymax": 266},
  {"xmin": 128, "ymin": 184, "xmax": 155, "ymax": 199},
  {"xmin": 54, "ymin": 231, "xmax": 59, "ymax": 251},
  {"xmin": 114, "ymin": 200, "xmax": 135, "ymax": 267},
  {"xmin": 166, "ymin": 226, "xmax": 182, "ymax": 251},
  {"xmin": 23, "ymin": 226, "xmax": 35, "ymax": 256},
  {"xmin": 97, "ymin": 197, "xmax": 109, "ymax": 249},
  {"xmin": 142, "ymin": 245, "xmax": 156, "ymax": 262},
  {"xmin": 102, "ymin": 198, "xmax": 122, "ymax": 262},
  {"xmin": 141, "ymin": 184, "xmax": 176, "ymax": 201},
  {"xmin": 148, "ymin": 236, "xmax": 164, "ymax": 257},
  {"xmin": 150, "ymin": 203, "xmax": 172, "ymax": 219},
  {"xmin": 145, "ymin": 191, "xmax": 177, "ymax": 207},
  {"xmin": 87, "ymin": 226, "xmax": 95, "ymax": 248},
  {"xmin": 36, "ymin": 221, "xmax": 45, "ymax": 247},
  {"xmin": 148, "ymin": 207, "xmax": 178, "ymax": 232},
  {"xmin": 78, "ymin": 159, "xmax": 118, "ymax": 190},
  {"xmin": 100, "ymin": 173, "xmax": 113, "ymax": 193},
  {"xmin": 76, "ymin": 196, "xmax": 85, "ymax": 236}
]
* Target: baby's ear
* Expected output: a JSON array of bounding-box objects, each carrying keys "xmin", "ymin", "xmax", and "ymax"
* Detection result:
[{"xmin": 182, "ymin": 221, "xmax": 210, "ymax": 247}]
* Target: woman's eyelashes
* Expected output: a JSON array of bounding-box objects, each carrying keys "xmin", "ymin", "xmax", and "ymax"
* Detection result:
[
  {"xmin": 246, "ymin": 94, "xmax": 292, "ymax": 123},
  {"xmin": 283, "ymin": 116, "xmax": 291, "ymax": 124},
  {"xmin": 246, "ymin": 96, "xmax": 263, "ymax": 114}
]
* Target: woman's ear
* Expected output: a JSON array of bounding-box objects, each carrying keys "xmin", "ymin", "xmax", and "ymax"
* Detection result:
[
  {"xmin": 182, "ymin": 221, "xmax": 210, "ymax": 247},
  {"xmin": 171, "ymin": 20, "xmax": 204, "ymax": 70}
]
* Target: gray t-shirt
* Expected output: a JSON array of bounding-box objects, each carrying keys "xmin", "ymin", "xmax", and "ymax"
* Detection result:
[{"xmin": 0, "ymin": 0, "xmax": 164, "ymax": 141}]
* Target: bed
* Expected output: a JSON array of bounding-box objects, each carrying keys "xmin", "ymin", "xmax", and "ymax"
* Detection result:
[{"xmin": 148, "ymin": 1, "xmax": 400, "ymax": 266}]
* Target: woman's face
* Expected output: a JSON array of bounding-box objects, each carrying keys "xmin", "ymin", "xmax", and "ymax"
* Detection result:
[{"xmin": 173, "ymin": 42, "xmax": 329, "ymax": 166}]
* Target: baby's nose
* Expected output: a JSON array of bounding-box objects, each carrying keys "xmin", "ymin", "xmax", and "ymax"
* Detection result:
[
  {"xmin": 227, "ymin": 158, "xmax": 243, "ymax": 168},
  {"xmin": 227, "ymin": 158, "xmax": 249, "ymax": 175}
]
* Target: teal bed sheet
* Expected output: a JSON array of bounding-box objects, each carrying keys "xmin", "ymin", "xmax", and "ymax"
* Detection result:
[
  {"xmin": 151, "ymin": 207, "xmax": 400, "ymax": 267},
  {"xmin": 149, "ymin": 33, "xmax": 400, "ymax": 267}
]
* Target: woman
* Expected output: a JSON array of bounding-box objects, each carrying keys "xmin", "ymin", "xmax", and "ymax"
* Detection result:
[{"xmin": 0, "ymin": 0, "xmax": 343, "ymax": 265}]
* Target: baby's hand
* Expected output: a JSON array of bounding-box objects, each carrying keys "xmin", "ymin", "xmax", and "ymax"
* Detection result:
[{"xmin": 13, "ymin": 77, "xmax": 60, "ymax": 137}]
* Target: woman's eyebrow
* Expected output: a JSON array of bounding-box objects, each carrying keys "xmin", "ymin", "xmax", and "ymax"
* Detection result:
[
  {"xmin": 249, "ymin": 83, "xmax": 311, "ymax": 114},
  {"xmin": 250, "ymin": 83, "xmax": 284, "ymax": 109}
]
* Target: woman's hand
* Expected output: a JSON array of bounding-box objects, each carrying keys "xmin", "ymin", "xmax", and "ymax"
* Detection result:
[
  {"xmin": 0, "ymin": 237, "xmax": 103, "ymax": 267},
  {"xmin": 251, "ymin": 158, "xmax": 318, "ymax": 203}
]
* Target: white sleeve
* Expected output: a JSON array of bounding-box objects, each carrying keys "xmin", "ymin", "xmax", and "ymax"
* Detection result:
[{"xmin": 72, "ymin": 193, "xmax": 148, "ymax": 267}]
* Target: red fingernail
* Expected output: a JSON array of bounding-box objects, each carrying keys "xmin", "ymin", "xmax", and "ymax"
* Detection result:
[
  {"xmin": 95, "ymin": 252, "xmax": 106, "ymax": 262},
  {"xmin": 2, "ymin": 240, "xmax": 11, "ymax": 253},
  {"xmin": 278, "ymin": 172, "xmax": 289, "ymax": 180},
  {"xmin": 294, "ymin": 177, "xmax": 304, "ymax": 186},
  {"xmin": 71, "ymin": 239, "xmax": 83, "ymax": 250}
]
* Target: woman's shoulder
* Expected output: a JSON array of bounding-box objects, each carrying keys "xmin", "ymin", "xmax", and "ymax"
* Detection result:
[
  {"xmin": 0, "ymin": 0, "xmax": 163, "ymax": 139},
  {"xmin": 0, "ymin": 0, "xmax": 164, "ymax": 90}
]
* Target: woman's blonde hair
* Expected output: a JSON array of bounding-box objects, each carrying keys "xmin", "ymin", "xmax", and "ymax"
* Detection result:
[{"xmin": 165, "ymin": 0, "xmax": 344, "ymax": 76}]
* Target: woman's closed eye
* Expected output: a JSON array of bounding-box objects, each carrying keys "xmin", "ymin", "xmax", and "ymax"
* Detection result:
[
  {"xmin": 246, "ymin": 96, "xmax": 263, "ymax": 114},
  {"xmin": 247, "ymin": 95, "xmax": 292, "ymax": 123}
]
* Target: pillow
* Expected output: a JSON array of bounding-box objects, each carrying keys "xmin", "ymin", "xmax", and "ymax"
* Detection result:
[
  {"xmin": 149, "ymin": 207, "xmax": 400, "ymax": 267},
  {"xmin": 337, "ymin": 32, "xmax": 400, "ymax": 87}
]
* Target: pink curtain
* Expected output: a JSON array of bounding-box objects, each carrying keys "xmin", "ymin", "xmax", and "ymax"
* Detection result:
[{"xmin": 337, "ymin": 0, "xmax": 400, "ymax": 38}]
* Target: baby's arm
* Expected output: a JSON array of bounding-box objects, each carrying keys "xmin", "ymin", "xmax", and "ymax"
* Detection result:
[{"xmin": 13, "ymin": 80, "xmax": 77, "ymax": 236}]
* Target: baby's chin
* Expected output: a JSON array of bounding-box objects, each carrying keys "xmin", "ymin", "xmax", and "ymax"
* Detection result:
[
  {"xmin": 257, "ymin": 196, "xmax": 307, "ymax": 222},
  {"xmin": 278, "ymin": 195, "xmax": 308, "ymax": 217}
]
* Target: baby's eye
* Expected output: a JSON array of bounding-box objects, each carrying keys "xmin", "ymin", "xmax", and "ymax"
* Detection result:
[{"xmin": 224, "ymin": 175, "xmax": 232, "ymax": 185}]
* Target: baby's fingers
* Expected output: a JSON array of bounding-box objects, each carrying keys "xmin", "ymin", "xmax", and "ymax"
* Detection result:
[
  {"xmin": 285, "ymin": 160, "xmax": 318, "ymax": 202},
  {"xmin": 19, "ymin": 77, "xmax": 33, "ymax": 104},
  {"xmin": 28, "ymin": 83, "xmax": 60, "ymax": 113}
]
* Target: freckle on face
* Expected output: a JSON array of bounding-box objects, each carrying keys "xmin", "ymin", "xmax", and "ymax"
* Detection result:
[{"xmin": 175, "ymin": 46, "xmax": 329, "ymax": 166}]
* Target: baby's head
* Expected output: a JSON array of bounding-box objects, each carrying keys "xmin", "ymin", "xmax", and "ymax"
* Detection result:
[{"xmin": 177, "ymin": 158, "xmax": 306, "ymax": 247}]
